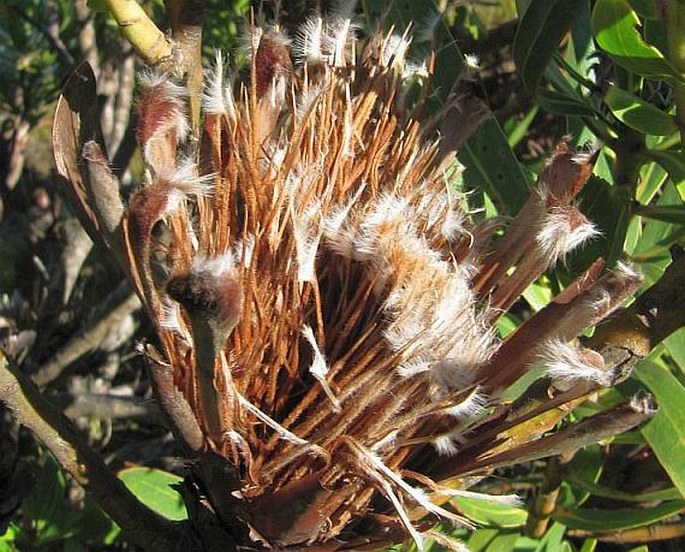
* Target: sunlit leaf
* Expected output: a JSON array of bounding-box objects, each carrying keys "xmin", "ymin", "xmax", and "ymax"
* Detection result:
[
  {"xmin": 604, "ymin": 85, "xmax": 678, "ymax": 136},
  {"xmin": 645, "ymin": 150, "xmax": 685, "ymax": 188},
  {"xmin": 118, "ymin": 467, "xmax": 188, "ymax": 521},
  {"xmin": 554, "ymin": 500, "xmax": 685, "ymax": 531},
  {"xmin": 635, "ymin": 358, "xmax": 685, "ymax": 497},
  {"xmin": 453, "ymin": 497, "xmax": 527, "ymax": 528},
  {"xmin": 591, "ymin": 0, "xmax": 682, "ymax": 81}
]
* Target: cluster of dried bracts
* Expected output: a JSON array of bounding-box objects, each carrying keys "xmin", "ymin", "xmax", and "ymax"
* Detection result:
[{"xmin": 53, "ymin": 8, "xmax": 655, "ymax": 551}]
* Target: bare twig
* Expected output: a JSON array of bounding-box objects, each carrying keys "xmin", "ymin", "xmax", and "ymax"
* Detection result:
[
  {"xmin": 50, "ymin": 392, "xmax": 164, "ymax": 425},
  {"xmin": 0, "ymin": 352, "xmax": 183, "ymax": 550},
  {"xmin": 32, "ymin": 282, "xmax": 141, "ymax": 387}
]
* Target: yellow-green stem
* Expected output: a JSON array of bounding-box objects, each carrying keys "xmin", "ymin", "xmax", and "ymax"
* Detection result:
[{"xmin": 104, "ymin": 0, "xmax": 172, "ymax": 67}]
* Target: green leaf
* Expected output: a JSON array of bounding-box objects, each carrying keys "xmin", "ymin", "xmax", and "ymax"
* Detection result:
[
  {"xmin": 513, "ymin": 0, "xmax": 586, "ymax": 92},
  {"xmin": 591, "ymin": 0, "xmax": 682, "ymax": 81},
  {"xmin": 565, "ymin": 445, "xmax": 604, "ymax": 506},
  {"xmin": 118, "ymin": 467, "xmax": 188, "ymax": 521},
  {"xmin": 565, "ymin": 473, "xmax": 682, "ymax": 502},
  {"xmin": 663, "ymin": 327, "xmax": 685, "ymax": 376},
  {"xmin": 458, "ymin": 118, "xmax": 531, "ymax": 215},
  {"xmin": 635, "ymin": 358, "xmax": 685, "ymax": 497},
  {"xmin": 553, "ymin": 501, "xmax": 685, "ymax": 531},
  {"xmin": 645, "ymin": 150, "xmax": 685, "ymax": 187},
  {"xmin": 535, "ymin": 89, "xmax": 597, "ymax": 117},
  {"xmin": 604, "ymin": 85, "xmax": 678, "ymax": 136},
  {"xmin": 453, "ymin": 497, "xmax": 528, "ymax": 528},
  {"xmin": 537, "ymin": 521, "xmax": 567, "ymax": 551},
  {"xmin": 485, "ymin": 531, "xmax": 520, "ymax": 552},
  {"xmin": 634, "ymin": 203, "xmax": 685, "ymax": 224}
]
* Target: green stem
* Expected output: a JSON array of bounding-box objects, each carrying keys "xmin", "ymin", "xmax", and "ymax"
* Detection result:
[{"xmin": 104, "ymin": 0, "xmax": 172, "ymax": 67}]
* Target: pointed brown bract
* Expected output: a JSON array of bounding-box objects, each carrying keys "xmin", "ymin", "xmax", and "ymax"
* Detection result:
[{"xmin": 53, "ymin": 10, "xmax": 652, "ymax": 550}]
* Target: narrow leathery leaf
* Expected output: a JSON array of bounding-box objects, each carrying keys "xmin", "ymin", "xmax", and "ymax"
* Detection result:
[
  {"xmin": 513, "ymin": 0, "xmax": 587, "ymax": 92},
  {"xmin": 605, "ymin": 85, "xmax": 678, "ymax": 135},
  {"xmin": 566, "ymin": 472, "xmax": 682, "ymax": 502},
  {"xmin": 634, "ymin": 203, "xmax": 685, "ymax": 224},
  {"xmin": 458, "ymin": 119, "xmax": 531, "ymax": 215},
  {"xmin": 553, "ymin": 501, "xmax": 685, "ymax": 532},
  {"xmin": 452, "ymin": 496, "xmax": 527, "ymax": 528},
  {"xmin": 645, "ymin": 150, "xmax": 685, "ymax": 185},
  {"xmin": 635, "ymin": 359, "xmax": 685, "ymax": 497}
]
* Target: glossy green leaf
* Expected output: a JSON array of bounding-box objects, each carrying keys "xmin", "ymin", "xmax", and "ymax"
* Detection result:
[
  {"xmin": 554, "ymin": 500, "xmax": 685, "ymax": 531},
  {"xmin": 537, "ymin": 522, "xmax": 568, "ymax": 551},
  {"xmin": 466, "ymin": 527, "xmax": 499, "ymax": 551},
  {"xmin": 663, "ymin": 328, "xmax": 685, "ymax": 376},
  {"xmin": 637, "ymin": 151, "xmax": 670, "ymax": 204},
  {"xmin": 591, "ymin": 0, "xmax": 682, "ymax": 81},
  {"xmin": 485, "ymin": 531, "xmax": 520, "ymax": 552},
  {"xmin": 458, "ymin": 118, "xmax": 531, "ymax": 216},
  {"xmin": 632, "ymin": 181, "xmax": 683, "ymax": 262},
  {"xmin": 118, "ymin": 467, "xmax": 188, "ymax": 521},
  {"xmin": 579, "ymin": 538, "xmax": 598, "ymax": 552},
  {"xmin": 513, "ymin": 0, "xmax": 586, "ymax": 92},
  {"xmin": 645, "ymin": 150, "xmax": 685, "ymax": 187},
  {"xmin": 604, "ymin": 85, "xmax": 678, "ymax": 136},
  {"xmin": 453, "ymin": 497, "xmax": 528, "ymax": 528},
  {"xmin": 635, "ymin": 359, "xmax": 685, "ymax": 497}
]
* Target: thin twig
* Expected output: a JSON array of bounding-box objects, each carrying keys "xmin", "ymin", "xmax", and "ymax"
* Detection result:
[
  {"xmin": 32, "ymin": 281, "xmax": 141, "ymax": 387},
  {"xmin": 50, "ymin": 392, "xmax": 164, "ymax": 425},
  {"xmin": 0, "ymin": 352, "xmax": 183, "ymax": 550}
]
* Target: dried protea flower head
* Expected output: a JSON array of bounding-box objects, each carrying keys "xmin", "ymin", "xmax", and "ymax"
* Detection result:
[{"xmin": 53, "ymin": 7, "xmax": 655, "ymax": 551}]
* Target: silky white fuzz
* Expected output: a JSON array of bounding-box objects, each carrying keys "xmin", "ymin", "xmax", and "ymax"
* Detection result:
[
  {"xmin": 203, "ymin": 51, "xmax": 237, "ymax": 119},
  {"xmin": 538, "ymin": 339, "xmax": 613, "ymax": 387},
  {"xmin": 302, "ymin": 325, "xmax": 341, "ymax": 410},
  {"xmin": 432, "ymin": 433, "xmax": 460, "ymax": 456},
  {"xmin": 292, "ymin": 203, "xmax": 324, "ymax": 282},
  {"xmin": 444, "ymin": 388, "xmax": 488, "ymax": 419},
  {"xmin": 536, "ymin": 203, "xmax": 599, "ymax": 266},
  {"xmin": 162, "ymin": 158, "xmax": 215, "ymax": 198},
  {"xmin": 191, "ymin": 250, "xmax": 237, "ymax": 279},
  {"xmin": 293, "ymin": 15, "xmax": 326, "ymax": 64},
  {"xmin": 233, "ymin": 234, "xmax": 256, "ymax": 269},
  {"xmin": 237, "ymin": 392, "xmax": 310, "ymax": 446},
  {"xmin": 381, "ymin": 33, "xmax": 411, "ymax": 70},
  {"xmin": 362, "ymin": 448, "xmax": 473, "ymax": 528}
]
